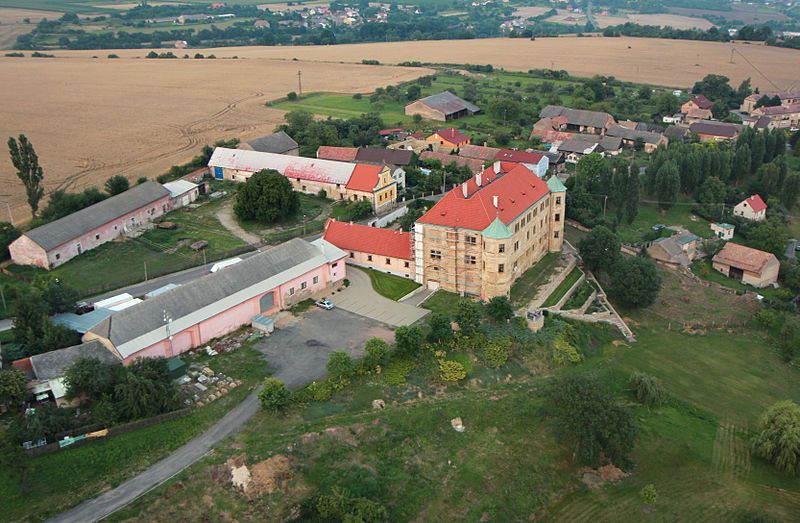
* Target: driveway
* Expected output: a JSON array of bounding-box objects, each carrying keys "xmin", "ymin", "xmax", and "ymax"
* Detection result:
[
  {"xmin": 257, "ymin": 307, "xmax": 393, "ymax": 388},
  {"xmin": 330, "ymin": 268, "xmax": 429, "ymax": 326}
]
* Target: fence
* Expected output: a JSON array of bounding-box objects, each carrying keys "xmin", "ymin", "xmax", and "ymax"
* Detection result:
[
  {"xmin": 25, "ymin": 408, "xmax": 193, "ymax": 457},
  {"xmin": 368, "ymin": 206, "xmax": 409, "ymax": 228}
]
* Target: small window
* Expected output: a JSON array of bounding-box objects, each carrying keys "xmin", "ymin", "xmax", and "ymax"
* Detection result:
[
  {"xmin": 555, "ymin": 213, "xmax": 561, "ymax": 222},
  {"xmin": 498, "ymin": 244, "xmax": 505, "ymax": 253},
  {"xmin": 465, "ymin": 235, "xmax": 476, "ymax": 244},
  {"xmin": 555, "ymin": 231, "xmax": 560, "ymax": 238},
  {"xmin": 430, "ymin": 250, "xmax": 442, "ymax": 260},
  {"xmin": 55, "ymin": 253, "xmax": 61, "ymax": 260},
  {"xmin": 350, "ymin": 252, "xmax": 354, "ymax": 258},
  {"xmin": 367, "ymin": 255, "xmax": 373, "ymax": 261},
  {"xmin": 514, "ymin": 241, "xmax": 519, "ymax": 252},
  {"xmin": 289, "ymin": 287, "xmax": 295, "ymax": 296},
  {"xmin": 95, "ymin": 234, "xmax": 100, "ymax": 240},
  {"xmin": 386, "ymin": 258, "xmax": 391, "ymax": 265},
  {"xmin": 464, "ymin": 255, "xmax": 476, "ymax": 265},
  {"xmin": 498, "ymin": 263, "xmax": 505, "ymax": 273},
  {"xmin": 332, "ymin": 262, "xmax": 338, "ymax": 268},
  {"xmin": 556, "ymin": 196, "xmax": 561, "ymax": 205},
  {"xmin": 515, "ymin": 223, "xmax": 519, "ymax": 232},
  {"xmin": 404, "ymin": 261, "xmax": 410, "ymax": 268},
  {"xmin": 301, "ymin": 281, "xmax": 307, "ymax": 290},
  {"xmin": 313, "ymin": 276, "xmax": 319, "ymax": 284}
]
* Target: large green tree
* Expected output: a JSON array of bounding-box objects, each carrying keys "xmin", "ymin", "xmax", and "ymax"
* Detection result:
[
  {"xmin": 234, "ymin": 169, "xmax": 300, "ymax": 224},
  {"xmin": 609, "ymin": 256, "xmax": 661, "ymax": 308},
  {"xmin": 578, "ymin": 225, "xmax": 620, "ymax": 273},
  {"xmin": 8, "ymin": 134, "xmax": 45, "ymax": 217},
  {"xmin": 753, "ymin": 400, "xmax": 800, "ymax": 476},
  {"xmin": 454, "ymin": 299, "xmax": 482, "ymax": 335},
  {"xmin": 104, "ymin": 175, "xmax": 130, "ymax": 196},
  {"xmin": 697, "ymin": 176, "xmax": 726, "ymax": 218},
  {"xmin": 64, "ymin": 357, "xmax": 121, "ymax": 403},
  {"xmin": 654, "ymin": 160, "xmax": 680, "ymax": 210},
  {"xmin": 0, "ymin": 368, "xmax": 28, "ymax": 410}
]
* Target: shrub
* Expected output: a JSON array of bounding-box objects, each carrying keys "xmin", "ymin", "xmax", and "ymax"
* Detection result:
[
  {"xmin": 438, "ymin": 359, "xmax": 467, "ymax": 382},
  {"xmin": 107, "ymin": 54, "xmax": 119, "ymax": 58},
  {"xmin": 287, "ymin": 91, "xmax": 298, "ymax": 101},
  {"xmin": 640, "ymin": 484, "xmax": 657, "ymax": 505},
  {"xmin": 753, "ymin": 400, "xmax": 800, "ymax": 476},
  {"xmin": 327, "ymin": 352, "xmax": 355, "ymax": 379},
  {"xmin": 427, "ymin": 312, "xmax": 452, "ymax": 342},
  {"xmin": 455, "ymin": 299, "xmax": 481, "ymax": 335},
  {"xmin": 364, "ymin": 338, "xmax": 390, "ymax": 369},
  {"xmin": 5, "ymin": 52, "xmax": 24, "ymax": 57},
  {"xmin": 316, "ymin": 487, "xmax": 387, "ymax": 522},
  {"xmin": 353, "ymin": 93, "xmax": 363, "ymax": 99},
  {"xmin": 361, "ymin": 59, "xmax": 380, "ymax": 65},
  {"xmin": 629, "ymin": 372, "xmax": 666, "ymax": 407},
  {"xmin": 486, "ymin": 296, "xmax": 514, "ymax": 322},
  {"xmin": 194, "ymin": 53, "xmax": 205, "ymax": 59},
  {"xmin": 395, "ymin": 325, "xmax": 423, "ymax": 356},
  {"xmin": 551, "ymin": 335, "xmax": 583, "ymax": 366},
  {"xmin": 258, "ymin": 378, "xmax": 290, "ymax": 411},
  {"xmin": 481, "ymin": 337, "xmax": 511, "ymax": 368},
  {"xmin": 382, "ymin": 357, "xmax": 415, "ymax": 385}
]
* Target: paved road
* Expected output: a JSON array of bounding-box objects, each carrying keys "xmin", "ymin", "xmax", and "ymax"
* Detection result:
[
  {"xmin": 331, "ymin": 267, "xmax": 429, "ymax": 326},
  {"xmin": 48, "ymin": 388, "xmax": 261, "ymax": 523}
]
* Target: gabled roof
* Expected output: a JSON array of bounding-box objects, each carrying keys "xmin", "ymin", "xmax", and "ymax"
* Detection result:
[
  {"xmin": 713, "ymin": 242, "xmax": 777, "ymax": 274},
  {"xmin": 494, "ymin": 149, "xmax": 545, "ymax": 164},
  {"xmin": 741, "ymin": 194, "xmax": 768, "ymax": 213},
  {"xmin": 163, "ymin": 179, "xmax": 199, "ymax": 198},
  {"xmin": 753, "ymin": 104, "xmax": 800, "ymax": 116},
  {"xmin": 690, "ymin": 95, "xmax": 714, "ymax": 110},
  {"xmin": 89, "ymin": 239, "xmax": 326, "ymax": 358},
  {"xmin": 605, "ymin": 124, "xmax": 665, "ymax": 145},
  {"xmin": 317, "ymin": 146, "xmax": 359, "ymax": 162},
  {"xmin": 539, "ymin": 105, "xmax": 614, "ymax": 129},
  {"xmin": 689, "ymin": 121, "xmax": 742, "ymax": 138},
  {"xmin": 243, "ymin": 131, "xmax": 298, "ymax": 154},
  {"xmin": 322, "ymin": 219, "xmax": 412, "ymax": 259},
  {"xmin": 431, "ymin": 128, "xmax": 470, "ymax": 144},
  {"xmin": 556, "ymin": 136, "xmax": 601, "ymax": 154},
  {"xmin": 23, "ymin": 182, "xmax": 170, "ymax": 251},
  {"xmin": 459, "ymin": 144, "xmax": 501, "ymax": 161},
  {"xmin": 355, "ymin": 147, "xmax": 413, "ymax": 166},
  {"xmin": 345, "ymin": 164, "xmax": 384, "ymax": 192},
  {"xmin": 648, "ymin": 237, "xmax": 690, "ymax": 266},
  {"xmin": 30, "ymin": 340, "xmax": 121, "ymax": 381},
  {"xmin": 419, "ymin": 151, "xmax": 483, "ymax": 173},
  {"xmin": 417, "ymin": 163, "xmax": 551, "ymax": 231},
  {"xmin": 664, "ymin": 124, "xmax": 691, "ymax": 140},
  {"xmin": 410, "ymin": 91, "xmax": 480, "ymax": 116},
  {"xmin": 209, "ymin": 148, "xmax": 356, "ymax": 185}
]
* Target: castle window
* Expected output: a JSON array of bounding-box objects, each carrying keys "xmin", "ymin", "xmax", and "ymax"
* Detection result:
[
  {"xmin": 514, "ymin": 241, "xmax": 519, "ymax": 252},
  {"xmin": 464, "ymin": 255, "xmax": 476, "ymax": 265},
  {"xmin": 498, "ymin": 244, "xmax": 505, "ymax": 253},
  {"xmin": 555, "ymin": 213, "xmax": 561, "ymax": 222},
  {"xmin": 556, "ymin": 196, "xmax": 561, "ymax": 205},
  {"xmin": 555, "ymin": 231, "xmax": 560, "ymax": 238},
  {"xmin": 465, "ymin": 235, "xmax": 477, "ymax": 244},
  {"xmin": 367, "ymin": 255, "xmax": 373, "ymax": 261},
  {"xmin": 430, "ymin": 250, "xmax": 442, "ymax": 260},
  {"xmin": 498, "ymin": 264, "xmax": 505, "ymax": 273}
]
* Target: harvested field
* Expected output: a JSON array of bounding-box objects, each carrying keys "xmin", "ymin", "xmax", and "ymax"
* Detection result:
[
  {"xmin": 670, "ymin": 6, "xmax": 790, "ymax": 24},
  {"xmin": 547, "ymin": 10, "xmax": 714, "ymax": 29},
  {"xmin": 0, "ymin": 7, "xmax": 61, "ymax": 48},
  {"xmin": 0, "ymin": 57, "xmax": 429, "ymax": 222},
  {"xmin": 512, "ymin": 6, "xmax": 550, "ymax": 18}
]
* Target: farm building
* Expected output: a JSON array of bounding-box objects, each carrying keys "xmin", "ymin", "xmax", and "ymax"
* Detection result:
[
  {"xmin": 322, "ymin": 219, "xmax": 414, "ymax": 278},
  {"xmin": 208, "ymin": 148, "xmax": 397, "ymax": 212},
  {"xmin": 317, "ymin": 146, "xmax": 413, "ymax": 189},
  {"xmin": 459, "ymin": 144, "xmax": 502, "ymax": 162},
  {"xmin": 748, "ymin": 104, "xmax": 800, "ymax": 130},
  {"xmin": 689, "ymin": 121, "xmax": 742, "ymax": 142},
  {"xmin": 238, "ymin": 131, "xmax": 299, "ymax": 155},
  {"xmin": 741, "ymin": 89, "xmax": 800, "ymax": 113},
  {"xmin": 404, "ymin": 91, "xmax": 480, "ymax": 121},
  {"xmin": 604, "ymin": 125, "xmax": 668, "ymax": 153},
  {"xmin": 9, "ymin": 182, "xmax": 172, "ymax": 269},
  {"xmin": 83, "ymin": 238, "xmax": 347, "ymax": 364},
  {"xmin": 538, "ymin": 106, "xmax": 616, "ymax": 135},
  {"xmin": 163, "ymin": 180, "xmax": 200, "ymax": 209},
  {"xmin": 680, "ymin": 95, "xmax": 714, "ymax": 122},
  {"xmin": 555, "ymin": 135, "xmax": 622, "ymax": 163},
  {"xmin": 646, "ymin": 232, "xmax": 699, "ymax": 268},
  {"xmin": 419, "ymin": 151, "xmax": 484, "ymax": 173},
  {"xmin": 426, "ymin": 128, "xmax": 471, "ymax": 149},
  {"xmin": 733, "ymin": 194, "xmax": 767, "ymax": 221},
  {"xmin": 413, "ymin": 163, "xmax": 565, "ymax": 300},
  {"xmin": 712, "ymin": 242, "xmax": 779, "ymax": 288},
  {"xmin": 710, "ymin": 222, "xmax": 735, "ymax": 240}
]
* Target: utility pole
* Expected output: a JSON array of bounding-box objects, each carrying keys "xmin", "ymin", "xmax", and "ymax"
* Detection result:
[
  {"xmin": 602, "ymin": 195, "xmax": 608, "ymax": 218},
  {"xmin": 297, "ymin": 70, "xmax": 302, "ymax": 97},
  {"xmin": 144, "ymin": 261, "xmax": 148, "ymax": 282},
  {"xmin": 730, "ymin": 48, "xmax": 735, "ymax": 64}
]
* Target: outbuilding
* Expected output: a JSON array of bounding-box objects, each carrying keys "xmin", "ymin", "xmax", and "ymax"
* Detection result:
[{"xmin": 712, "ymin": 242, "xmax": 779, "ymax": 288}]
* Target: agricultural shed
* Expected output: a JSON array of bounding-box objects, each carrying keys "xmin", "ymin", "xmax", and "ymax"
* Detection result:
[
  {"xmin": 404, "ymin": 91, "xmax": 480, "ymax": 121},
  {"xmin": 238, "ymin": 131, "xmax": 299, "ymax": 155},
  {"xmin": 712, "ymin": 242, "xmax": 779, "ymax": 288}
]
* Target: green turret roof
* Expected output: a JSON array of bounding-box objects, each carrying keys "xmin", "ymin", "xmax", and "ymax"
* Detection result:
[
  {"xmin": 546, "ymin": 176, "xmax": 567, "ymax": 193},
  {"xmin": 482, "ymin": 217, "xmax": 512, "ymax": 239}
]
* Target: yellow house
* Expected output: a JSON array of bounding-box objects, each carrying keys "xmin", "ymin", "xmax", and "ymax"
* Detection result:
[{"xmin": 344, "ymin": 164, "xmax": 397, "ymax": 212}]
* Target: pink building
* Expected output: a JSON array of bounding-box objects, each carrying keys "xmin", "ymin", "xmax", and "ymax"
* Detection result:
[
  {"xmin": 10, "ymin": 182, "xmax": 172, "ymax": 269},
  {"xmin": 83, "ymin": 238, "xmax": 347, "ymax": 364}
]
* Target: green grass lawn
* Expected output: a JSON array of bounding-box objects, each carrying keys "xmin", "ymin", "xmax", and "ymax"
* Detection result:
[
  {"xmin": 562, "ymin": 279, "xmax": 594, "ymax": 310},
  {"xmin": 421, "ymin": 289, "xmax": 463, "ymax": 316},
  {"xmin": 509, "ymin": 252, "xmax": 561, "ymax": 306},
  {"xmin": 359, "ymin": 267, "xmax": 420, "ymax": 301},
  {"xmin": 0, "ymin": 344, "xmax": 267, "ymax": 522},
  {"xmin": 615, "ymin": 198, "xmax": 713, "ymax": 244},
  {"xmin": 45, "ymin": 197, "xmax": 251, "ymax": 297},
  {"xmin": 542, "ymin": 266, "xmax": 582, "ymax": 307},
  {"xmin": 237, "ymin": 193, "xmax": 328, "ymax": 236},
  {"xmin": 272, "ymin": 92, "xmax": 410, "ymax": 123}
]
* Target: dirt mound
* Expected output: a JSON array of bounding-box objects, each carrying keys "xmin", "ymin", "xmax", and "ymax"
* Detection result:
[
  {"xmin": 250, "ymin": 455, "xmax": 293, "ymax": 496},
  {"xmin": 580, "ymin": 464, "xmax": 629, "ymax": 489}
]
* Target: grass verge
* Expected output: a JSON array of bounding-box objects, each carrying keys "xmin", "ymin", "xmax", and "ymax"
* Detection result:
[
  {"xmin": 509, "ymin": 252, "xmax": 561, "ymax": 306},
  {"xmin": 542, "ymin": 266, "xmax": 582, "ymax": 307},
  {"xmin": 359, "ymin": 267, "xmax": 420, "ymax": 301}
]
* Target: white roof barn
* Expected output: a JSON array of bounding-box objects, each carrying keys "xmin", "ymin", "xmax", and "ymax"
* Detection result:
[{"xmin": 209, "ymin": 148, "xmax": 356, "ymax": 185}]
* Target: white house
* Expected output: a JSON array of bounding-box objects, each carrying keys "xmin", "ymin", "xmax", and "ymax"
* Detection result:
[
  {"xmin": 710, "ymin": 222, "xmax": 735, "ymax": 240},
  {"xmin": 733, "ymin": 194, "xmax": 767, "ymax": 222}
]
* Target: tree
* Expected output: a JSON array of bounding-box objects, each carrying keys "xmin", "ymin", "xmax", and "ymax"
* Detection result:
[
  {"xmin": 486, "ymin": 296, "xmax": 513, "ymax": 322},
  {"xmin": 286, "ymin": 91, "xmax": 298, "ymax": 101},
  {"xmin": 654, "ymin": 160, "xmax": 680, "ymax": 210},
  {"xmin": 406, "ymin": 84, "xmax": 421, "ymax": 101},
  {"xmin": 363, "ymin": 338, "xmax": 390, "ymax": 369},
  {"xmin": 0, "ymin": 222, "xmax": 21, "ymax": 261},
  {"xmin": 697, "ymin": 176, "xmax": 726, "ymax": 218},
  {"xmin": 234, "ymin": 169, "xmax": 300, "ymax": 224},
  {"xmin": 114, "ymin": 359, "xmax": 179, "ymax": 421},
  {"xmin": 624, "ymin": 169, "xmax": 639, "ymax": 224},
  {"xmin": 629, "ymin": 372, "xmax": 666, "ymax": 407},
  {"xmin": 104, "ymin": 175, "xmax": 129, "ymax": 196},
  {"xmin": 691, "ymin": 74, "xmax": 735, "ymax": 107},
  {"xmin": 327, "ymin": 351, "xmax": 355, "ymax": 379},
  {"xmin": 781, "ymin": 172, "xmax": 800, "ymax": 209},
  {"xmin": 427, "ymin": 312, "xmax": 452, "ymax": 343},
  {"xmin": 487, "ymin": 97, "xmax": 521, "ymax": 124},
  {"xmin": 544, "ymin": 374, "xmax": 638, "ymax": 468},
  {"xmin": 8, "ymin": 134, "xmax": 45, "ymax": 217},
  {"xmin": 640, "ymin": 484, "xmax": 657, "ymax": 506},
  {"xmin": 733, "ymin": 144, "xmax": 751, "ymax": 181},
  {"xmin": 395, "ymin": 325, "xmax": 423, "ymax": 355},
  {"xmin": 747, "ymin": 221, "xmax": 788, "ymax": 258},
  {"xmin": 753, "ymin": 400, "xmax": 800, "ymax": 476},
  {"xmin": 609, "ymin": 257, "xmax": 661, "ymax": 308},
  {"xmin": 655, "ymin": 92, "xmax": 679, "ymax": 116},
  {"xmin": 578, "ymin": 225, "xmax": 620, "ymax": 273},
  {"xmin": 454, "ymin": 299, "xmax": 481, "ymax": 335},
  {"xmin": 34, "ymin": 276, "xmax": 79, "ymax": 314},
  {"xmin": 258, "ymin": 378, "xmax": 291, "ymax": 412},
  {"xmin": 0, "ymin": 369, "xmax": 28, "ymax": 409},
  {"xmin": 63, "ymin": 357, "xmax": 120, "ymax": 402}
]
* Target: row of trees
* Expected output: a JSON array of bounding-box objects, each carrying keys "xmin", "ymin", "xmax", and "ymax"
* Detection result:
[
  {"xmin": 277, "ymin": 111, "xmax": 385, "ymax": 156},
  {"xmin": 10, "ymin": 277, "xmax": 81, "ymax": 359}
]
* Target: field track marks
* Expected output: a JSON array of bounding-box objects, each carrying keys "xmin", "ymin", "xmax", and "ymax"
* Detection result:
[{"xmin": 712, "ymin": 421, "xmax": 751, "ymax": 480}]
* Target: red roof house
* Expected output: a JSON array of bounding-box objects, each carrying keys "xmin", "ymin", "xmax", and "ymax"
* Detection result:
[
  {"xmin": 345, "ymin": 164, "xmax": 384, "ymax": 192},
  {"xmin": 317, "ymin": 146, "xmax": 359, "ymax": 162},
  {"xmin": 322, "ymin": 219, "xmax": 413, "ymax": 277},
  {"xmin": 426, "ymin": 128, "xmax": 471, "ymax": 149},
  {"xmin": 734, "ymin": 194, "xmax": 768, "ymax": 221},
  {"xmin": 494, "ymin": 149, "xmax": 544, "ymax": 164}
]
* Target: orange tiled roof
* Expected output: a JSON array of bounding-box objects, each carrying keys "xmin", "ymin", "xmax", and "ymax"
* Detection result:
[
  {"xmin": 345, "ymin": 164, "xmax": 383, "ymax": 192},
  {"xmin": 323, "ymin": 219, "xmax": 412, "ymax": 260}
]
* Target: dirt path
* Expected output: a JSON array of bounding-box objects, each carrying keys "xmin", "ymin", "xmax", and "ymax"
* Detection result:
[{"xmin": 216, "ymin": 201, "xmax": 262, "ymax": 247}]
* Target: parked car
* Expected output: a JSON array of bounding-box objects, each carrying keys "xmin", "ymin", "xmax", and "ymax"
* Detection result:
[
  {"xmin": 652, "ymin": 223, "xmax": 666, "ymax": 232},
  {"xmin": 315, "ymin": 299, "xmax": 334, "ymax": 310},
  {"xmin": 74, "ymin": 302, "xmax": 94, "ymax": 315}
]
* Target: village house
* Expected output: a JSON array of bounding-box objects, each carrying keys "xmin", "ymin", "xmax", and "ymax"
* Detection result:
[
  {"xmin": 83, "ymin": 239, "xmax": 346, "ymax": 364},
  {"xmin": 9, "ymin": 182, "xmax": 172, "ymax": 269},
  {"xmin": 419, "ymin": 151, "xmax": 484, "ymax": 174},
  {"xmin": 493, "ymin": 150, "xmax": 550, "ymax": 177},
  {"xmin": 458, "ymin": 144, "xmax": 502, "ymax": 162},
  {"xmin": 405, "ymin": 91, "xmax": 480, "ymax": 122},
  {"xmin": 604, "ymin": 124, "xmax": 668, "ymax": 153},
  {"xmin": 538, "ymin": 106, "xmax": 616, "ymax": 135},
  {"xmin": 733, "ymin": 194, "xmax": 767, "ymax": 221},
  {"xmin": 688, "ymin": 121, "xmax": 743, "ymax": 142},
  {"xmin": 208, "ymin": 148, "xmax": 397, "ymax": 212},
  {"xmin": 741, "ymin": 89, "xmax": 800, "ymax": 113},
  {"xmin": 413, "ymin": 162, "xmax": 566, "ymax": 300},
  {"xmin": 238, "ymin": 131, "xmax": 299, "ymax": 155},
  {"xmin": 646, "ymin": 231, "xmax": 699, "ymax": 268},
  {"xmin": 680, "ymin": 95, "xmax": 714, "ymax": 122},
  {"xmin": 322, "ymin": 219, "xmax": 414, "ymax": 278},
  {"xmin": 426, "ymin": 128, "xmax": 472, "ymax": 150},
  {"xmin": 749, "ymin": 104, "xmax": 800, "ymax": 130},
  {"xmin": 316, "ymin": 146, "xmax": 413, "ymax": 189},
  {"xmin": 712, "ymin": 242, "xmax": 779, "ymax": 288},
  {"xmin": 555, "ymin": 135, "xmax": 623, "ymax": 163},
  {"xmin": 710, "ymin": 222, "xmax": 735, "ymax": 240}
]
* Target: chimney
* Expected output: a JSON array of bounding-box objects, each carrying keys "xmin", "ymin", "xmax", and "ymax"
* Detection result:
[
  {"xmin": 493, "ymin": 161, "xmax": 501, "ymax": 174},
  {"xmin": 493, "ymin": 195, "xmax": 499, "ymax": 208},
  {"xmin": 484, "ymin": 141, "xmax": 488, "ymax": 147},
  {"xmin": 461, "ymin": 182, "xmax": 468, "ymax": 198},
  {"xmin": 476, "ymin": 172, "xmax": 482, "ymax": 186}
]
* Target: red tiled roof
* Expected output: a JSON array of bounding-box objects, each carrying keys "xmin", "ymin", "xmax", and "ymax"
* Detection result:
[
  {"xmin": 323, "ymin": 219, "xmax": 412, "ymax": 260},
  {"xmin": 317, "ymin": 146, "xmax": 358, "ymax": 162},
  {"xmin": 379, "ymin": 127, "xmax": 405, "ymax": 136},
  {"xmin": 410, "ymin": 131, "xmax": 427, "ymax": 139},
  {"xmin": 345, "ymin": 164, "xmax": 383, "ymax": 192},
  {"xmin": 459, "ymin": 144, "xmax": 501, "ymax": 161},
  {"xmin": 744, "ymin": 194, "xmax": 767, "ymax": 213},
  {"xmin": 713, "ymin": 242, "xmax": 776, "ymax": 274},
  {"xmin": 494, "ymin": 149, "xmax": 544, "ymax": 164},
  {"xmin": 691, "ymin": 95, "xmax": 714, "ymax": 110},
  {"xmin": 431, "ymin": 128, "xmax": 470, "ymax": 144},
  {"xmin": 417, "ymin": 163, "xmax": 550, "ymax": 231}
]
